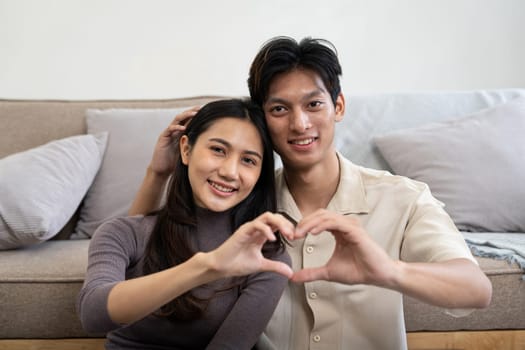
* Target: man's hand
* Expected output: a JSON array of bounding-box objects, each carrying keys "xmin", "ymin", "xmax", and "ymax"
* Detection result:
[
  {"xmin": 128, "ymin": 107, "xmax": 200, "ymax": 216},
  {"xmin": 149, "ymin": 106, "xmax": 200, "ymax": 178},
  {"xmin": 291, "ymin": 209, "xmax": 397, "ymax": 287},
  {"xmin": 290, "ymin": 209, "xmax": 492, "ymax": 309}
]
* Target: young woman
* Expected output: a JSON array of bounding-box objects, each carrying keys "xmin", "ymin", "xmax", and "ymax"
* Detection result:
[{"xmin": 77, "ymin": 99, "xmax": 293, "ymax": 350}]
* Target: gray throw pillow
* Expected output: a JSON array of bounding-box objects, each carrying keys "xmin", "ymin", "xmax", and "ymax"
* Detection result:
[
  {"xmin": 374, "ymin": 96, "xmax": 525, "ymax": 233},
  {"xmin": 0, "ymin": 133, "xmax": 108, "ymax": 249},
  {"xmin": 74, "ymin": 108, "xmax": 187, "ymax": 238}
]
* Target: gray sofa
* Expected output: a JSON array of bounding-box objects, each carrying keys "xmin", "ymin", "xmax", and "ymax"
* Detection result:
[{"xmin": 1, "ymin": 91, "xmax": 524, "ymax": 344}]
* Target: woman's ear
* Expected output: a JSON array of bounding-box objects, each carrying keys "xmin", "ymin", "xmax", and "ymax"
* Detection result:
[{"xmin": 180, "ymin": 135, "xmax": 191, "ymax": 165}]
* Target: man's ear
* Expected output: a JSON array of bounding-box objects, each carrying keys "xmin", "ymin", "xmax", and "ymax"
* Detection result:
[
  {"xmin": 180, "ymin": 135, "xmax": 191, "ymax": 165},
  {"xmin": 334, "ymin": 93, "xmax": 345, "ymax": 122}
]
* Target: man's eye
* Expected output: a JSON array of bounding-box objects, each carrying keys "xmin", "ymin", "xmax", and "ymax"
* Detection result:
[
  {"xmin": 309, "ymin": 101, "xmax": 323, "ymax": 108},
  {"xmin": 270, "ymin": 106, "xmax": 286, "ymax": 113}
]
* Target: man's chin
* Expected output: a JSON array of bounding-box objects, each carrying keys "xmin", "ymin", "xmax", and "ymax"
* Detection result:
[{"xmin": 281, "ymin": 154, "xmax": 320, "ymax": 171}]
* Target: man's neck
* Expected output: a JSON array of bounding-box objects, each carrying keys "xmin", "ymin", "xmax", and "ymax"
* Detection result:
[{"xmin": 283, "ymin": 152, "xmax": 340, "ymax": 217}]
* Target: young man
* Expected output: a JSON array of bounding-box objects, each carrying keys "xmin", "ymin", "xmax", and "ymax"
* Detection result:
[{"xmin": 130, "ymin": 37, "xmax": 491, "ymax": 350}]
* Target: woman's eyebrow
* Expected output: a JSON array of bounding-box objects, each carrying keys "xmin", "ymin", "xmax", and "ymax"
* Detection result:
[{"xmin": 244, "ymin": 150, "xmax": 263, "ymax": 160}]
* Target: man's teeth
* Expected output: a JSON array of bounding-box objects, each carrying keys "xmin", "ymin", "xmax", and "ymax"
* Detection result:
[
  {"xmin": 292, "ymin": 138, "xmax": 315, "ymax": 145},
  {"xmin": 211, "ymin": 182, "xmax": 234, "ymax": 192}
]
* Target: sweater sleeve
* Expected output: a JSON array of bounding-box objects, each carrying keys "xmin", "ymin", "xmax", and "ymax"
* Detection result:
[
  {"xmin": 76, "ymin": 217, "xmax": 142, "ymax": 334},
  {"xmin": 206, "ymin": 249, "xmax": 291, "ymax": 350}
]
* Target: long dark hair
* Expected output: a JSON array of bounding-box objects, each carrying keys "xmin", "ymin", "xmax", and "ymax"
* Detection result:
[
  {"xmin": 143, "ymin": 98, "xmax": 283, "ymax": 321},
  {"xmin": 248, "ymin": 36, "xmax": 342, "ymax": 107}
]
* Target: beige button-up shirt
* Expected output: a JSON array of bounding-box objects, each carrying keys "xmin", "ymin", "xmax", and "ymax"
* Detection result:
[{"xmin": 258, "ymin": 153, "xmax": 475, "ymax": 350}]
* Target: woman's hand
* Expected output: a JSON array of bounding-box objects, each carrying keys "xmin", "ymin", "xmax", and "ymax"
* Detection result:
[
  {"xmin": 207, "ymin": 212, "xmax": 294, "ymax": 279},
  {"xmin": 148, "ymin": 106, "xmax": 200, "ymax": 178}
]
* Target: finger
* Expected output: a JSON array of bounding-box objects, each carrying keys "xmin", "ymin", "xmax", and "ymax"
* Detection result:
[
  {"xmin": 258, "ymin": 212, "xmax": 295, "ymax": 240},
  {"xmin": 294, "ymin": 211, "xmax": 332, "ymax": 238},
  {"xmin": 291, "ymin": 267, "xmax": 329, "ymax": 283},
  {"xmin": 275, "ymin": 215, "xmax": 296, "ymax": 240},
  {"xmin": 296, "ymin": 213, "xmax": 359, "ymax": 239},
  {"xmin": 250, "ymin": 221, "xmax": 277, "ymax": 242},
  {"xmin": 295, "ymin": 209, "xmax": 330, "ymax": 230},
  {"xmin": 260, "ymin": 259, "xmax": 293, "ymax": 278},
  {"xmin": 188, "ymin": 105, "xmax": 202, "ymax": 112},
  {"xmin": 170, "ymin": 106, "xmax": 200, "ymax": 126},
  {"xmin": 167, "ymin": 124, "xmax": 186, "ymax": 133},
  {"xmin": 237, "ymin": 220, "xmax": 276, "ymax": 243},
  {"xmin": 159, "ymin": 124, "xmax": 186, "ymax": 140}
]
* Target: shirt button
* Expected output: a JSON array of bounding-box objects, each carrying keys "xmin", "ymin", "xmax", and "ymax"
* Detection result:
[
  {"xmin": 313, "ymin": 334, "xmax": 321, "ymax": 342},
  {"xmin": 309, "ymin": 292, "xmax": 318, "ymax": 299},
  {"xmin": 306, "ymin": 246, "xmax": 314, "ymax": 253}
]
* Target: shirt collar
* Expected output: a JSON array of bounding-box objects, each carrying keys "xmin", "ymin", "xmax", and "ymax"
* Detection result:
[{"xmin": 276, "ymin": 152, "xmax": 370, "ymax": 223}]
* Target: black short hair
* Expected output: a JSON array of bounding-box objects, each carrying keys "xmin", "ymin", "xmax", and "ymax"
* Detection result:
[{"xmin": 248, "ymin": 36, "xmax": 342, "ymax": 107}]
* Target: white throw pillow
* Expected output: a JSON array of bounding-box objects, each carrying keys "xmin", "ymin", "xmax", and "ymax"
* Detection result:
[
  {"xmin": 374, "ymin": 96, "xmax": 525, "ymax": 232},
  {"xmin": 0, "ymin": 133, "xmax": 108, "ymax": 250},
  {"xmin": 74, "ymin": 108, "xmax": 187, "ymax": 238},
  {"xmin": 335, "ymin": 90, "xmax": 524, "ymax": 170}
]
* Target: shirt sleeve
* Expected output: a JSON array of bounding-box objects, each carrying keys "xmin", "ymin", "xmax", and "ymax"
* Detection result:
[
  {"xmin": 205, "ymin": 250, "xmax": 291, "ymax": 350},
  {"xmin": 400, "ymin": 184, "xmax": 477, "ymax": 264},
  {"xmin": 77, "ymin": 217, "xmax": 140, "ymax": 334},
  {"xmin": 401, "ymin": 186, "xmax": 480, "ymax": 317}
]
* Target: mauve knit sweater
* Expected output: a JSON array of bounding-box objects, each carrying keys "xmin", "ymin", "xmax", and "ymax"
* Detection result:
[{"xmin": 77, "ymin": 208, "xmax": 290, "ymax": 350}]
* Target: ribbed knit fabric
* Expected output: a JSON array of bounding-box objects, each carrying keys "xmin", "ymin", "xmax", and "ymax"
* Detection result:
[{"xmin": 77, "ymin": 210, "xmax": 290, "ymax": 350}]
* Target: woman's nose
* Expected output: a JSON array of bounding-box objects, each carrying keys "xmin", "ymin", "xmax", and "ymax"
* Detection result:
[{"xmin": 218, "ymin": 156, "xmax": 239, "ymax": 180}]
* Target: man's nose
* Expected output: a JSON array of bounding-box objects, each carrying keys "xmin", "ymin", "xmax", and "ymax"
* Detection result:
[{"xmin": 290, "ymin": 109, "xmax": 311, "ymax": 132}]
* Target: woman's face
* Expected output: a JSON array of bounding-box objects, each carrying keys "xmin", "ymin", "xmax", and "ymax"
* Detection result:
[{"xmin": 180, "ymin": 117, "xmax": 264, "ymax": 212}]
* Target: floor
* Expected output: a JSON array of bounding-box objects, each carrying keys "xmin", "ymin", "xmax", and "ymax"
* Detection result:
[{"xmin": 1, "ymin": 330, "xmax": 524, "ymax": 350}]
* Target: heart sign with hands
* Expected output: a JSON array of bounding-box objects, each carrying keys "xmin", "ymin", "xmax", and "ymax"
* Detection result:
[
  {"xmin": 290, "ymin": 209, "xmax": 398, "ymax": 288},
  {"xmin": 209, "ymin": 212, "xmax": 295, "ymax": 279}
]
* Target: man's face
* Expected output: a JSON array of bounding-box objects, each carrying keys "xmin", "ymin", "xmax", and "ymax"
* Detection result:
[{"xmin": 262, "ymin": 68, "xmax": 344, "ymax": 171}]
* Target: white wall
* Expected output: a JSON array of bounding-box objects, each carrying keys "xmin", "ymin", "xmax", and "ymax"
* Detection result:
[{"xmin": 1, "ymin": 0, "xmax": 524, "ymax": 99}]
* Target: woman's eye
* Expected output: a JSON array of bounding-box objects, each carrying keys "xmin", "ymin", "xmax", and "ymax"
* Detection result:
[
  {"xmin": 211, "ymin": 146, "xmax": 225, "ymax": 154},
  {"xmin": 242, "ymin": 157, "xmax": 257, "ymax": 166}
]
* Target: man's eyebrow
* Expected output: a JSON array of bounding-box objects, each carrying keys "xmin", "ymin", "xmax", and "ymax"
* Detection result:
[
  {"xmin": 209, "ymin": 138, "xmax": 262, "ymax": 159},
  {"xmin": 266, "ymin": 88, "xmax": 327, "ymax": 105},
  {"xmin": 302, "ymin": 89, "xmax": 326, "ymax": 101},
  {"xmin": 265, "ymin": 96, "xmax": 288, "ymax": 105}
]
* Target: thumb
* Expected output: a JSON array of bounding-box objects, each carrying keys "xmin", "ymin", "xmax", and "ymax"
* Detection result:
[
  {"xmin": 260, "ymin": 259, "xmax": 293, "ymax": 279},
  {"xmin": 291, "ymin": 267, "xmax": 329, "ymax": 283}
]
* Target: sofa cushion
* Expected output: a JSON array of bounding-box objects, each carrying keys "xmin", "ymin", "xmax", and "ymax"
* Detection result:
[
  {"xmin": 0, "ymin": 97, "xmax": 223, "ymax": 158},
  {"xmin": 0, "ymin": 133, "xmax": 108, "ymax": 249},
  {"xmin": 404, "ymin": 257, "xmax": 525, "ymax": 332},
  {"xmin": 74, "ymin": 108, "xmax": 187, "ymax": 238},
  {"xmin": 0, "ymin": 240, "xmax": 98, "ymax": 338},
  {"xmin": 0, "ymin": 97, "xmax": 223, "ymax": 239},
  {"xmin": 373, "ymin": 96, "xmax": 525, "ymax": 233}
]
